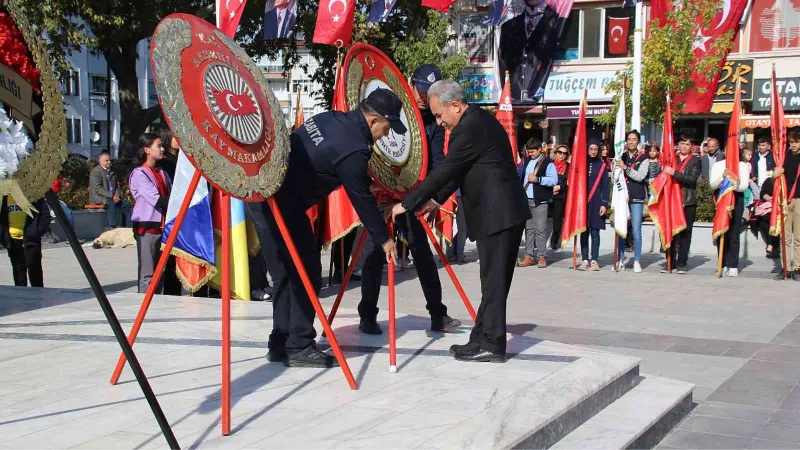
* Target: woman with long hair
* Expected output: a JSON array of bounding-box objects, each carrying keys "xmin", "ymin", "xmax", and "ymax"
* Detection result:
[
  {"xmin": 550, "ymin": 144, "xmax": 569, "ymax": 250},
  {"xmin": 129, "ymin": 133, "xmax": 171, "ymax": 293},
  {"xmin": 578, "ymin": 139, "xmax": 610, "ymax": 271}
]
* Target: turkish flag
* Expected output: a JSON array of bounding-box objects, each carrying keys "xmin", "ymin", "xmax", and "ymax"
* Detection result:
[
  {"xmin": 313, "ymin": 0, "xmax": 356, "ymax": 46},
  {"xmin": 496, "ymin": 75, "xmax": 519, "ymax": 166},
  {"xmin": 218, "ymin": 0, "xmax": 247, "ymax": 38},
  {"xmin": 770, "ymin": 66, "xmax": 789, "ymax": 238},
  {"xmin": 712, "ymin": 80, "xmax": 743, "ymax": 240},
  {"xmin": 560, "ymin": 96, "xmax": 588, "ymax": 248},
  {"xmin": 647, "ymin": 95, "xmax": 687, "ymax": 250},
  {"xmin": 608, "ymin": 17, "xmax": 630, "ymax": 55},
  {"xmin": 421, "ymin": 0, "xmax": 457, "ymax": 13},
  {"xmin": 749, "ymin": 0, "xmax": 800, "ymax": 52},
  {"xmin": 650, "ymin": 0, "xmax": 749, "ymax": 113}
]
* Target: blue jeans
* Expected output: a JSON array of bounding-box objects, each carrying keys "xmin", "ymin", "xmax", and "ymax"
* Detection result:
[
  {"xmin": 107, "ymin": 198, "xmax": 131, "ymax": 228},
  {"xmin": 580, "ymin": 228, "xmax": 601, "ymax": 262},
  {"xmin": 618, "ymin": 202, "xmax": 643, "ymax": 262}
]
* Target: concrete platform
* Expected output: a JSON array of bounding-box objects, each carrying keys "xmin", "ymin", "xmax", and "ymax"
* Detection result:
[{"xmin": 0, "ymin": 288, "xmax": 692, "ymax": 449}]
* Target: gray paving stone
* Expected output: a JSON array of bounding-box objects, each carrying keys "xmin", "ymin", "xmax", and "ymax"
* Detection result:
[
  {"xmin": 748, "ymin": 438, "xmax": 799, "ymax": 449},
  {"xmin": 769, "ymin": 409, "xmax": 800, "ymax": 427},
  {"xmin": 756, "ymin": 423, "xmax": 800, "ymax": 445},
  {"xmin": 706, "ymin": 388, "xmax": 790, "ymax": 409},
  {"xmin": 778, "ymin": 388, "xmax": 800, "ymax": 411},
  {"xmin": 753, "ymin": 344, "xmax": 800, "ymax": 363},
  {"xmin": 692, "ymin": 402, "xmax": 775, "ymax": 423},
  {"xmin": 733, "ymin": 360, "xmax": 800, "ymax": 383},
  {"xmin": 678, "ymin": 415, "xmax": 765, "ymax": 439},
  {"xmin": 660, "ymin": 430, "xmax": 753, "ymax": 449}
]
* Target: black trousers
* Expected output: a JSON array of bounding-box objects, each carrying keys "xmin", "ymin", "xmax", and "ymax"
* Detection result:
[
  {"xmin": 670, "ymin": 205, "xmax": 697, "ymax": 267},
  {"xmin": 550, "ymin": 197, "xmax": 566, "ymax": 249},
  {"xmin": 469, "ymin": 224, "xmax": 524, "ymax": 354},
  {"xmin": 246, "ymin": 200, "xmax": 320, "ymax": 353},
  {"xmin": 331, "ymin": 229, "xmax": 357, "ymax": 279},
  {"xmin": 719, "ymin": 192, "xmax": 744, "ymax": 269},
  {"xmin": 162, "ymin": 256, "xmax": 182, "ymax": 296},
  {"xmin": 7, "ymin": 239, "xmax": 43, "ymax": 287},
  {"xmin": 249, "ymin": 247, "xmax": 271, "ymax": 291},
  {"xmin": 358, "ymin": 213, "xmax": 446, "ymax": 320},
  {"xmin": 756, "ymin": 215, "xmax": 781, "ymax": 250}
]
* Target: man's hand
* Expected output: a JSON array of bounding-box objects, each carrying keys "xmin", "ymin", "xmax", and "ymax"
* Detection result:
[
  {"xmin": 391, "ymin": 203, "xmax": 407, "ymax": 223},
  {"xmin": 424, "ymin": 209, "xmax": 438, "ymax": 226},
  {"xmin": 664, "ymin": 166, "xmax": 675, "ymax": 176},
  {"xmin": 383, "ymin": 205, "xmax": 395, "ymax": 222},
  {"xmin": 382, "ymin": 238, "xmax": 397, "ymax": 264},
  {"xmin": 723, "ymin": 168, "xmax": 731, "ymax": 179},
  {"xmin": 418, "ymin": 199, "xmax": 439, "ymax": 215},
  {"xmin": 553, "ymin": 185, "xmax": 561, "ymax": 195},
  {"xmin": 113, "ymin": 195, "xmax": 120, "ymax": 203},
  {"xmin": 600, "ymin": 206, "xmax": 607, "ymax": 216},
  {"xmin": 774, "ymin": 167, "xmax": 785, "ymax": 178},
  {"xmin": 616, "ymin": 160, "xmax": 627, "ymax": 170},
  {"xmin": 528, "ymin": 172, "xmax": 537, "ymax": 183}
]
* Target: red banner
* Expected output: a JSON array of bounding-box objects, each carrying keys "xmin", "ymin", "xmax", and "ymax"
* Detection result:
[
  {"xmin": 749, "ymin": 0, "xmax": 800, "ymax": 52},
  {"xmin": 770, "ymin": 66, "xmax": 788, "ymax": 237},
  {"xmin": 436, "ymin": 128, "xmax": 457, "ymax": 243},
  {"xmin": 218, "ymin": 0, "xmax": 247, "ymax": 38},
  {"xmin": 561, "ymin": 96, "xmax": 588, "ymax": 247},
  {"xmin": 608, "ymin": 17, "xmax": 631, "ymax": 55},
  {"xmin": 496, "ymin": 75, "xmax": 519, "ymax": 166},
  {"xmin": 712, "ymin": 82, "xmax": 743, "ymax": 239},
  {"xmin": 421, "ymin": 0, "xmax": 457, "ymax": 13},
  {"xmin": 313, "ymin": 0, "xmax": 356, "ymax": 46},
  {"xmin": 648, "ymin": 96, "xmax": 687, "ymax": 250},
  {"xmin": 650, "ymin": 0, "xmax": 749, "ymax": 113}
]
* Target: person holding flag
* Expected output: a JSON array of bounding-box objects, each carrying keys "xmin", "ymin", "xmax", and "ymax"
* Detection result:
[
  {"xmin": 577, "ymin": 139, "xmax": 609, "ymax": 271},
  {"xmin": 771, "ymin": 132, "xmax": 800, "ymax": 281},
  {"xmin": 664, "ymin": 135, "xmax": 701, "ymax": 274},
  {"xmin": 615, "ymin": 130, "xmax": 650, "ymax": 273},
  {"xmin": 709, "ymin": 152, "xmax": 750, "ymax": 277}
]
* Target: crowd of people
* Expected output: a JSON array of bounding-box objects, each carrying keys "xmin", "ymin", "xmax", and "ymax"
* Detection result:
[{"xmin": 514, "ymin": 130, "xmax": 800, "ymax": 280}]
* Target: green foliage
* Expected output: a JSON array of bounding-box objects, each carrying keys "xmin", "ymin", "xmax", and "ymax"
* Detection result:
[
  {"xmin": 696, "ymin": 179, "xmax": 716, "ymax": 222},
  {"xmin": 596, "ymin": 0, "xmax": 734, "ymax": 127},
  {"xmin": 57, "ymin": 155, "xmax": 135, "ymax": 209},
  {"xmin": 391, "ymin": 10, "xmax": 468, "ymax": 79}
]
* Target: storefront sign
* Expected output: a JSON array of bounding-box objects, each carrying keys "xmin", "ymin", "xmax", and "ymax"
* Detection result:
[
  {"xmin": 753, "ymin": 77, "xmax": 800, "ymax": 112},
  {"xmin": 740, "ymin": 115, "xmax": 800, "ymax": 128},
  {"xmin": 713, "ymin": 59, "xmax": 754, "ymax": 102},
  {"xmin": 544, "ymin": 71, "xmax": 617, "ymax": 103},
  {"xmin": 546, "ymin": 105, "xmax": 611, "ymax": 119},
  {"xmin": 460, "ymin": 74, "xmax": 495, "ymax": 104}
]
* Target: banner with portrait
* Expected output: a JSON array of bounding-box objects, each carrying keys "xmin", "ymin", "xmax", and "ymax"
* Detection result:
[
  {"xmin": 459, "ymin": 14, "xmax": 493, "ymax": 64},
  {"xmin": 492, "ymin": 0, "xmax": 574, "ymax": 104},
  {"xmin": 748, "ymin": 0, "xmax": 800, "ymax": 52},
  {"xmin": 264, "ymin": 0, "xmax": 298, "ymax": 39}
]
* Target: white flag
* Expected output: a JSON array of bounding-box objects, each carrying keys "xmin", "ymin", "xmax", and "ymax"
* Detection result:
[{"xmin": 612, "ymin": 88, "xmax": 629, "ymax": 237}]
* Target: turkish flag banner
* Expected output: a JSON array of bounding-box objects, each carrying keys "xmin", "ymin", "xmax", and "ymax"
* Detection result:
[
  {"xmin": 749, "ymin": 0, "xmax": 800, "ymax": 52},
  {"xmin": 496, "ymin": 75, "xmax": 519, "ymax": 166},
  {"xmin": 770, "ymin": 66, "xmax": 788, "ymax": 238},
  {"xmin": 421, "ymin": 0, "xmax": 457, "ymax": 13},
  {"xmin": 608, "ymin": 17, "xmax": 631, "ymax": 55},
  {"xmin": 712, "ymin": 82, "xmax": 743, "ymax": 240},
  {"xmin": 561, "ymin": 95, "xmax": 588, "ymax": 248},
  {"xmin": 313, "ymin": 0, "xmax": 356, "ymax": 46},
  {"xmin": 219, "ymin": 0, "xmax": 247, "ymax": 38},
  {"xmin": 650, "ymin": 0, "xmax": 749, "ymax": 113}
]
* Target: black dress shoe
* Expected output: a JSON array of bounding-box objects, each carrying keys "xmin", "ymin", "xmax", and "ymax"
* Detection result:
[
  {"xmin": 359, "ymin": 318, "xmax": 383, "ymax": 335},
  {"xmin": 793, "ymin": 270, "xmax": 800, "ymax": 282},
  {"xmin": 449, "ymin": 341, "xmax": 479, "ymax": 355},
  {"xmin": 431, "ymin": 315, "xmax": 462, "ymax": 332},
  {"xmin": 454, "ymin": 347, "xmax": 506, "ymax": 363},
  {"xmin": 265, "ymin": 348, "xmax": 286, "ymax": 362}
]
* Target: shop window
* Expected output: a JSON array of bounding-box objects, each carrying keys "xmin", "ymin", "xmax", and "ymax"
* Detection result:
[
  {"xmin": 555, "ymin": 11, "xmax": 580, "ymax": 61},
  {"xmin": 582, "ymin": 9, "xmax": 602, "ymax": 58}
]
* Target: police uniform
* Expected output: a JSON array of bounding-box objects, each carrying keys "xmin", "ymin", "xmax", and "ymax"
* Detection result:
[
  {"xmin": 357, "ymin": 65, "xmax": 460, "ymax": 334},
  {"xmin": 246, "ymin": 89, "xmax": 406, "ymax": 365}
]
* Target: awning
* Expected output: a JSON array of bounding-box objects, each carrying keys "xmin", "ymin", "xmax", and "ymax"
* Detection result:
[
  {"xmin": 710, "ymin": 103, "xmax": 734, "ymax": 114},
  {"xmin": 740, "ymin": 115, "xmax": 800, "ymax": 129}
]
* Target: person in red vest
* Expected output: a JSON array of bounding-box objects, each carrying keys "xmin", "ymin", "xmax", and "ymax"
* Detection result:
[{"xmin": 663, "ymin": 134, "xmax": 701, "ymax": 274}]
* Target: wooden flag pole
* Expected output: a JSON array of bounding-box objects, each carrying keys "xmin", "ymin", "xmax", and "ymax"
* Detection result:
[
  {"xmin": 780, "ymin": 183, "xmax": 789, "ymax": 280},
  {"xmin": 667, "ymin": 249, "xmax": 672, "ymax": 273},
  {"xmin": 572, "ymin": 236, "xmax": 578, "ymax": 270},
  {"xmin": 613, "ymin": 234, "xmax": 618, "ymax": 272},
  {"xmin": 717, "ymin": 235, "xmax": 725, "ymax": 278}
]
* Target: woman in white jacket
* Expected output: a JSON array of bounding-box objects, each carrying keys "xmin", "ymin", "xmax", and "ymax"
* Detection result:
[{"xmin": 709, "ymin": 156, "xmax": 751, "ymax": 277}]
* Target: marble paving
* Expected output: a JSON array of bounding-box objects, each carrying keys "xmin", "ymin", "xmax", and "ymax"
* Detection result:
[{"xmin": 0, "ymin": 288, "xmax": 643, "ymax": 449}]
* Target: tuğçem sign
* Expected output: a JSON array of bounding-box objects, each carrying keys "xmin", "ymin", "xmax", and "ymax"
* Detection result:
[
  {"xmin": 544, "ymin": 71, "xmax": 616, "ymax": 103},
  {"xmin": 753, "ymin": 77, "xmax": 800, "ymax": 112}
]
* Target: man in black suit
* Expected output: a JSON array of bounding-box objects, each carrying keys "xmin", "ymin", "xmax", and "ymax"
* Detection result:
[
  {"xmin": 391, "ymin": 80, "xmax": 530, "ymax": 363},
  {"xmin": 264, "ymin": 0, "xmax": 296, "ymax": 39},
  {"xmin": 700, "ymin": 137, "xmax": 725, "ymax": 181},
  {"xmin": 498, "ymin": 0, "xmax": 562, "ymax": 103}
]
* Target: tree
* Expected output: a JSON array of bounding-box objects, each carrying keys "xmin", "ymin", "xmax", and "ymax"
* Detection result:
[{"xmin": 596, "ymin": 0, "xmax": 734, "ymax": 127}]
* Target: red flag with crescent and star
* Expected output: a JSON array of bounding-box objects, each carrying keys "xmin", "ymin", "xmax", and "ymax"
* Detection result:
[
  {"xmin": 218, "ymin": 0, "xmax": 248, "ymax": 37},
  {"xmin": 712, "ymin": 81, "xmax": 743, "ymax": 239},
  {"xmin": 650, "ymin": 0, "xmax": 748, "ymax": 113},
  {"xmin": 561, "ymin": 94, "xmax": 588, "ymax": 247},
  {"xmin": 496, "ymin": 74, "xmax": 519, "ymax": 166},
  {"xmin": 313, "ymin": 0, "xmax": 356, "ymax": 46},
  {"xmin": 608, "ymin": 17, "xmax": 630, "ymax": 54}
]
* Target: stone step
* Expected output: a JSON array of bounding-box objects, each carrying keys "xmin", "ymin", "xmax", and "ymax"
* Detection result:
[{"xmin": 551, "ymin": 374, "xmax": 694, "ymax": 450}]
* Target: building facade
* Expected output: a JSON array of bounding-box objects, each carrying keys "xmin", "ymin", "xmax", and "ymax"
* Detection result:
[{"xmin": 454, "ymin": 0, "xmax": 800, "ymax": 152}]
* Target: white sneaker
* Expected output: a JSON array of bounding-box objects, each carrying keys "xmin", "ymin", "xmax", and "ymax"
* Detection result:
[
  {"xmin": 578, "ymin": 260, "xmax": 589, "ymax": 271},
  {"xmin": 614, "ymin": 260, "xmax": 626, "ymax": 272},
  {"xmin": 633, "ymin": 261, "xmax": 643, "ymax": 273},
  {"xmin": 727, "ymin": 268, "xmax": 739, "ymax": 277},
  {"xmin": 722, "ymin": 267, "xmax": 729, "ymax": 277}
]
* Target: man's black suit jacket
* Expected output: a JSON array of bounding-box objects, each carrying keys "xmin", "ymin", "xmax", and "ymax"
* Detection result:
[
  {"xmin": 402, "ymin": 105, "xmax": 530, "ymax": 239},
  {"xmin": 498, "ymin": 7, "xmax": 560, "ymax": 102}
]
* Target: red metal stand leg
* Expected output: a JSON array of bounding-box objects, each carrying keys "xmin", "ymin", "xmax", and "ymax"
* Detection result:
[
  {"xmin": 327, "ymin": 230, "xmax": 368, "ymax": 326},
  {"xmin": 388, "ymin": 222, "xmax": 397, "ymax": 373},
  {"xmin": 419, "ymin": 218, "xmax": 477, "ymax": 322},
  {"xmin": 109, "ymin": 171, "xmax": 202, "ymax": 385},
  {"xmin": 266, "ymin": 198, "xmax": 357, "ymax": 390},
  {"xmin": 220, "ymin": 194, "xmax": 232, "ymax": 436}
]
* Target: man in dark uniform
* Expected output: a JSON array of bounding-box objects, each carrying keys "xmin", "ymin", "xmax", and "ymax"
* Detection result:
[
  {"xmin": 498, "ymin": 0, "xmax": 561, "ymax": 103},
  {"xmin": 357, "ymin": 64, "xmax": 461, "ymax": 335},
  {"xmin": 246, "ymin": 89, "xmax": 404, "ymax": 368},
  {"xmin": 391, "ymin": 80, "xmax": 530, "ymax": 363}
]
